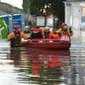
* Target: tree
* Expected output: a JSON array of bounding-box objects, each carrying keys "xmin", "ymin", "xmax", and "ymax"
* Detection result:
[
  {"xmin": 22, "ymin": 0, "xmax": 29, "ymax": 13},
  {"xmin": 22, "ymin": 0, "xmax": 66, "ymax": 22}
]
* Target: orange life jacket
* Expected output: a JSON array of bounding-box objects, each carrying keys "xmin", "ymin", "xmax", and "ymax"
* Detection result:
[{"xmin": 50, "ymin": 33, "xmax": 60, "ymax": 39}]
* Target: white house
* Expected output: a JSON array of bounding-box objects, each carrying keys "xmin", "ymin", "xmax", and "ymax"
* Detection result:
[{"xmin": 64, "ymin": 0, "xmax": 85, "ymax": 42}]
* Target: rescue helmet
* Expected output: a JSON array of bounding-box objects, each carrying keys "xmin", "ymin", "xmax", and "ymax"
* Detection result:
[
  {"xmin": 13, "ymin": 26, "xmax": 20, "ymax": 30},
  {"xmin": 61, "ymin": 23, "xmax": 67, "ymax": 28},
  {"xmin": 44, "ymin": 26, "xmax": 50, "ymax": 31},
  {"xmin": 24, "ymin": 26, "xmax": 30, "ymax": 30}
]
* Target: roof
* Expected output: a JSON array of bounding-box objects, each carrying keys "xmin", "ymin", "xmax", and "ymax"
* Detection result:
[{"xmin": 67, "ymin": 0, "xmax": 85, "ymax": 1}]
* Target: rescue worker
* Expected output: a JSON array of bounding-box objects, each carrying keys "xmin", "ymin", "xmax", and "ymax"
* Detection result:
[
  {"xmin": 31, "ymin": 26, "xmax": 44, "ymax": 39},
  {"xmin": 44, "ymin": 26, "xmax": 51, "ymax": 38},
  {"xmin": 56, "ymin": 23, "xmax": 73, "ymax": 37},
  {"xmin": 24, "ymin": 25, "xmax": 32, "ymax": 33},
  {"xmin": 23, "ymin": 26, "xmax": 32, "ymax": 37},
  {"xmin": 7, "ymin": 26, "xmax": 31, "ymax": 47},
  {"xmin": 24, "ymin": 26, "xmax": 30, "ymax": 33}
]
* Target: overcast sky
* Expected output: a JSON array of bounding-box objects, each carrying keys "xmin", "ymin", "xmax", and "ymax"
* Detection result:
[{"xmin": 1, "ymin": 0, "xmax": 23, "ymax": 9}]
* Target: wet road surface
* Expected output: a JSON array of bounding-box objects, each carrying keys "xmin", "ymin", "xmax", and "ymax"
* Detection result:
[{"xmin": 0, "ymin": 39, "xmax": 85, "ymax": 85}]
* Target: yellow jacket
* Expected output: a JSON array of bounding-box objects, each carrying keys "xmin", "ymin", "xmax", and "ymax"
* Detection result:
[
  {"xmin": 56, "ymin": 27, "xmax": 73, "ymax": 37},
  {"xmin": 7, "ymin": 31, "xmax": 28, "ymax": 40}
]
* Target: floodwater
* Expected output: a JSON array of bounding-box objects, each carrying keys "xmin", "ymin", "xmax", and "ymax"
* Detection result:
[{"xmin": 0, "ymin": 33, "xmax": 85, "ymax": 85}]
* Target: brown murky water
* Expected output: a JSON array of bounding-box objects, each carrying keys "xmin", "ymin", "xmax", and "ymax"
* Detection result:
[{"xmin": 0, "ymin": 38, "xmax": 85, "ymax": 85}]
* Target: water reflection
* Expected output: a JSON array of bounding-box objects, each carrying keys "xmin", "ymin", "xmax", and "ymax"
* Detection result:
[
  {"xmin": 8, "ymin": 47, "xmax": 29, "ymax": 84},
  {"xmin": 22, "ymin": 48, "xmax": 71, "ymax": 85}
]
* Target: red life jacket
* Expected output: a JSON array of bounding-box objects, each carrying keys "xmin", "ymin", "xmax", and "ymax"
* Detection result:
[{"xmin": 31, "ymin": 28, "xmax": 43, "ymax": 39}]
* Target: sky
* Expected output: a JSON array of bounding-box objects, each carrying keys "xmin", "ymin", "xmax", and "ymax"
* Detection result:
[{"xmin": 1, "ymin": 0, "xmax": 23, "ymax": 9}]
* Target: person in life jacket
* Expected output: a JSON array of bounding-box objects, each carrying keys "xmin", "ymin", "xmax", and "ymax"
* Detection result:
[
  {"xmin": 23, "ymin": 26, "xmax": 32, "ymax": 37},
  {"xmin": 56, "ymin": 23, "xmax": 73, "ymax": 37},
  {"xmin": 44, "ymin": 26, "xmax": 51, "ymax": 38},
  {"xmin": 50, "ymin": 31, "xmax": 60, "ymax": 39},
  {"xmin": 7, "ymin": 26, "xmax": 30, "ymax": 47},
  {"xmin": 24, "ymin": 26, "xmax": 30, "ymax": 33},
  {"xmin": 31, "ymin": 26, "xmax": 44, "ymax": 39},
  {"xmin": 24, "ymin": 25, "xmax": 32, "ymax": 33}
]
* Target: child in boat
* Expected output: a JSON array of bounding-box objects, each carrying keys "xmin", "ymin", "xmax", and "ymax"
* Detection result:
[{"xmin": 50, "ymin": 31, "xmax": 61, "ymax": 39}]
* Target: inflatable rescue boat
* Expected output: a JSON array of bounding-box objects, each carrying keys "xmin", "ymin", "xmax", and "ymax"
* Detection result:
[{"xmin": 21, "ymin": 35, "xmax": 71, "ymax": 49}]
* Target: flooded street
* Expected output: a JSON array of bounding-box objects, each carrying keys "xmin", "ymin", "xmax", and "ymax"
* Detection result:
[
  {"xmin": 0, "ymin": 35, "xmax": 85, "ymax": 85},
  {"xmin": 1, "ymin": 0, "xmax": 85, "ymax": 85}
]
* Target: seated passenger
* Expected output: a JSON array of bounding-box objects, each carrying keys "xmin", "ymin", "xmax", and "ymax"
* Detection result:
[
  {"xmin": 44, "ymin": 26, "xmax": 51, "ymax": 38},
  {"xmin": 50, "ymin": 32, "xmax": 60, "ymax": 39},
  {"xmin": 31, "ymin": 26, "xmax": 43, "ymax": 39}
]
